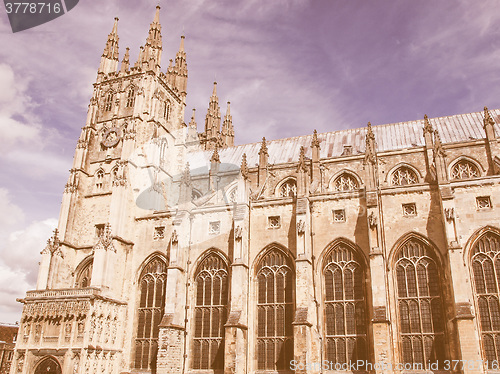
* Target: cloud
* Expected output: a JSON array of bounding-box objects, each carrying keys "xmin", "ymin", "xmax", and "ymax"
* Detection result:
[
  {"xmin": 0, "ymin": 188, "xmax": 24, "ymax": 227},
  {"xmin": 0, "ymin": 217, "xmax": 57, "ymax": 323}
]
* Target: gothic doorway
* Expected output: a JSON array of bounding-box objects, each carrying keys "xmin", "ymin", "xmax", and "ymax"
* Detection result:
[{"xmin": 35, "ymin": 357, "xmax": 62, "ymax": 374}]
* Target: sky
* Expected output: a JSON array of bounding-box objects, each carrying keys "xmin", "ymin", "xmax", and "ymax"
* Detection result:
[{"xmin": 0, "ymin": 0, "xmax": 500, "ymax": 323}]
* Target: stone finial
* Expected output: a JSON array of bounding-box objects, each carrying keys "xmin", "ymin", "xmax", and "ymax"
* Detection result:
[
  {"xmin": 423, "ymin": 114, "xmax": 433, "ymax": 134},
  {"xmin": 120, "ymin": 47, "xmax": 130, "ymax": 73},
  {"xmin": 259, "ymin": 137, "xmax": 268, "ymax": 156},
  {"xmin": 484, "ymin": 106, "xmax": 495, "ymax": 128},
  {"xmin": 211, "ymin": 147, "xmax": 220, "ymax": 163},
  {"xmin": 311, "ymin": 129, "xmax": 320, "ymax": 149},
  {"xmin": 364, "ymin": 122, "xmax": 376, "ymax": 164},
  {"xmin": 41, "ymin": 229, "xmax": 62, "ymax": 256},
  {"xmin": 297, "ymin": 146, "xmax": 308, "ymax": 172},
  {"xmin": 181, "ymin": 163, "xmax": 191, "ymax": 185},
  {"xmin": 433, "ymin": 129, "xmax": 446, "ymax": 157},
  {"xmin": 241, "ymin": 153, "xmax": 249, "ymax": 179}
]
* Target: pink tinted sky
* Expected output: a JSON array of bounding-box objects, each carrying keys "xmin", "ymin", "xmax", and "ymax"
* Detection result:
[{"xmin": 0, "ymin": 0, "xmax": 499, "ymax": 322}]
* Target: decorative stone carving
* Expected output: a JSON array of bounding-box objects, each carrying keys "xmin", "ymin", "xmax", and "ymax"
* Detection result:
[
  {"xmin": 41, "ymin": 229, "xmax": 63, "ymax": 258},
  {"xmin": 171, "ymin": 230, "xmax": 178, "ymax": 244},
  {"xmin": 368, "ymin": 212, "xmax": 378, "ymax": 229},
  {"xmin": 297, "ymin": 220, "xmax": 306, "ymax": 235},
  {"xmin": 444, "ymin": 207, "xmax": 455, "ymax": 221},
  {"xmin": 16, "ymin": 352, "xmax": 24, "ymax": 372},
  {"xmin": 234, "ymin": 225, "xmax": 243, "ymax": 240}
]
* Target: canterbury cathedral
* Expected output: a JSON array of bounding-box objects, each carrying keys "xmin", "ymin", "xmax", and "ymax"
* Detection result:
[{"xmin": 10, "ymin": 6, "xmax": 500, "ymax": 374}]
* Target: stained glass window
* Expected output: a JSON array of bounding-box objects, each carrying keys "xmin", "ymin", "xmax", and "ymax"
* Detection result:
[
  {"xmin": 323, "ymin": 243, "xmax": 367, "ymax": 364},
  {"xmin": 471, "ymin": 232, "xmax": 500, "ymax": 369},
  {"xmin": 451, "ymin": 160, "xmax": 480, "ymax": 180},
  {"xmin": 334, "ymin": 173, "xmax": 358, "ymax": 191},
  {"xmin": 75, "ymin": 259, "xmax": 93, "ymax": 288},
  {"xmin": 192, "ymin": 253, "xmax": 228, "ymax": 370},
  {"xmin": 257, "ymin": 250, "xmax": 294, "ymax": 371},
  {"xmin": 279, "ymin": 179, "xmax": 297, "ymax": 198},
  {"xmin": 134, "ymin": 257, "xmax": 167, "ymax": 371},
  {"xmin": 391, "ymin": 167, "xmax": 418, "ymax": 186},
  {"xmin": 395, "ymin": 238, "xmax": 447, "ymax": 369}
]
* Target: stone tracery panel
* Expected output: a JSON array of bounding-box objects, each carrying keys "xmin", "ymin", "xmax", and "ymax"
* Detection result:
[
  {"xmin": 323, "ymin": 242, "xmax": 367, "ymax": 364},
  {"xmin": 394, "ymin": 237, "xmax": 447, "ymax": 369},
  {"xmin": 470, "ymin": 231, "xmax": 500, "ymax": 368},
  {"xmin": 256, "ymin": 249, "xmax": 294, "ymax": 371}
]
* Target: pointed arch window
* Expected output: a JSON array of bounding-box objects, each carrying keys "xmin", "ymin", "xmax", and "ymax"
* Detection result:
[
  {"xmin": 134, "ymin": 257, "xmax": 168, "ymax": 371},
  {"xmin": 278, "ymin": 179, "xmax": 297, "ymax": 198},
  {"xmin": 257, "ymin": 249, "xmax": 294, "ymax": 371},
  {"xmin": 395, "ymin": 238, "xmax": 447, "ymax": 369},
  {"xmin": 391, "ymin": 167, "xmax": 418, "ymax": 186},
  {"xmin": 470, "ymin": 231, "xmax": 500, "ymax": 368},
  {"xmin": 126, "ymin": 87, "xmax": 135, "ymax": 108},
  {"xmin": 95, "ymin": 170, "xmax": 104, "ymax": 190},
  {"xmin": 451, "ymin": 159, "xmax": 480, "ymax": 180},
  {"xmin": 323, "ymin": 243, "xmax": 367, "ymax": 364},
  {"xmin": 334, "ymin": 173, "xmax": 359, "ymax": 191},
  {"xmin": 75, "ymin": 260, "xmax": 93, "ymax": 288},
  {"xmin": 104, "ymin": 92, "xmax": 114, "ymax": 112},
  {"xmin": 192, "ymin": 253, "xmax": 228, "ymax": 370},
  {"xmin": 163, "ymin": 101, "xmax": 171, "ymax": 120}
]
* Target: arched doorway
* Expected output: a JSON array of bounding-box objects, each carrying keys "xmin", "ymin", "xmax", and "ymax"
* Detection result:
[{"xmin": 35, "ymin": 357, "xmax": 62, "ymax": 374}]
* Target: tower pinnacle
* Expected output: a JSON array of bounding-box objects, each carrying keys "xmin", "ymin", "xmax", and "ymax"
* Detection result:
[
  {"xmin": 98, "ymin": 17, "xmax": 119, "ymax": 76},
  {"xmin": 137, "ymin": 6, "xmax": 162, "ymax": 71}
]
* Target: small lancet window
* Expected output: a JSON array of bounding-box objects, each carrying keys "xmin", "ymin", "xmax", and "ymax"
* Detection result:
[
  {"xmin": 391, "ymin": 167, "xmax": 418, "ymax": 186},
  {"xmin": 451, "ymin": 160, "xmax": 480, "ymax": 180},
  {"xmin": 104, "ymin": 92, "xmax": 114, "ymax": 112},
  {"xmin": 126, "ymin": 87, "xmax": 135, "ymax": 108},
  {"xmin": 279, "ymin": 179, "xmax": 297, "ymax": 198},
  {"xmin": 334, "ymin": 173, "xmax": 358, "ymax": 191},
  {"xmin": 95, "ymin": 170, "xmax": 104, "ymax": 190},
  {"xmin": 163, "ymin": 101, "xmax": 170, "ymax": 120}
]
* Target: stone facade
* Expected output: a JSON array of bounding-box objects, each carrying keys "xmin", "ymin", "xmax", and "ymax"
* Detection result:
[
  {"xmin": 10, "ymin": 7, "xmax": 500, "ymax": 374},
  {"xmin": 0, "ymin": 324, "xmax": 18, "ymax": 374}
]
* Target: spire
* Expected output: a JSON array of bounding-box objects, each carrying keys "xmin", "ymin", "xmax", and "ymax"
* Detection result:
[
  {"xmin": 203, "ymin": 82, "xmax": 221, "ymax": 150},
  {"xmin": 120, "ymin": 47, "xmax": 130, "ymax": 73},
  {"xmin": 98, "ymin": 17, "xmax": 119, "ymax": 76},
  {"xmin": 221, "ymin": 101, "xmax": 234, "ymax": 148},
  {"xmin": 433, "ymin": 129, "xmax": 446, "ymax": 158},
  {"xmin": 173, "ymin": 35, "xmax": 188, "ymax": 95},
  {"xmin": 189, "ymin": 108, "xmax": 197, "ymax": 129},
  {"xmin": 138, "ymin": 6, "xmax": 162, "ymax": 70}
]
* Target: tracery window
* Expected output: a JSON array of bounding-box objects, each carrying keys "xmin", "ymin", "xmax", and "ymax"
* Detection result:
[
  {"xmin": 334, "ymin": 173, "xmax": 359, "ymax": 191},
  {"xmin": 134, "ymin": 257, "xmax": 167, "ymax": 371},
  {"xmin": 395, "ymin": 238, "xmax": 447, "ymax": 369},
  {"xmin": 257, "ymin": 249, "xmax": 294, "ymax": 371},
  {"xmin": 323, "ymin": 243, "xmax": 367, "ymax": 365},
  {"xmin": 126, "ymin": 87, "xmax": 135, "ymax": 108},
  {"xmin": 75, "ymin": 260, "xmax": 93, "ymax": 288},
  {"xmin": 451, "ymin": 160, "xmax": 480, "ymax": 180},
  {"xmin": 470, "ymin": 232, "xmax": 500, "ymax": 368},
  {"xmin": 391, "ymin": 167, "xmax": 418, "ymax": 186},
  {"xmin": 278, "ymin": 179, "xmax": 297, "ymax": 198},
  {"xmin": 192, "ymin": 253, "xmax": 228, "ymax": 370},
  {"xmin": 95, "ymin": 170, "xmax": 104, "ymax": 190},
  {"xmin": 104, "ymin": 92, "xmax": 114, "ymax": 112}
]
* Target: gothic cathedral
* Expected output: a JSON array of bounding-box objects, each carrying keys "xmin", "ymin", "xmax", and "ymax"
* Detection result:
[{"xmin": 11, "ymin": 7, "xmax": 500, "ymax": 374}]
